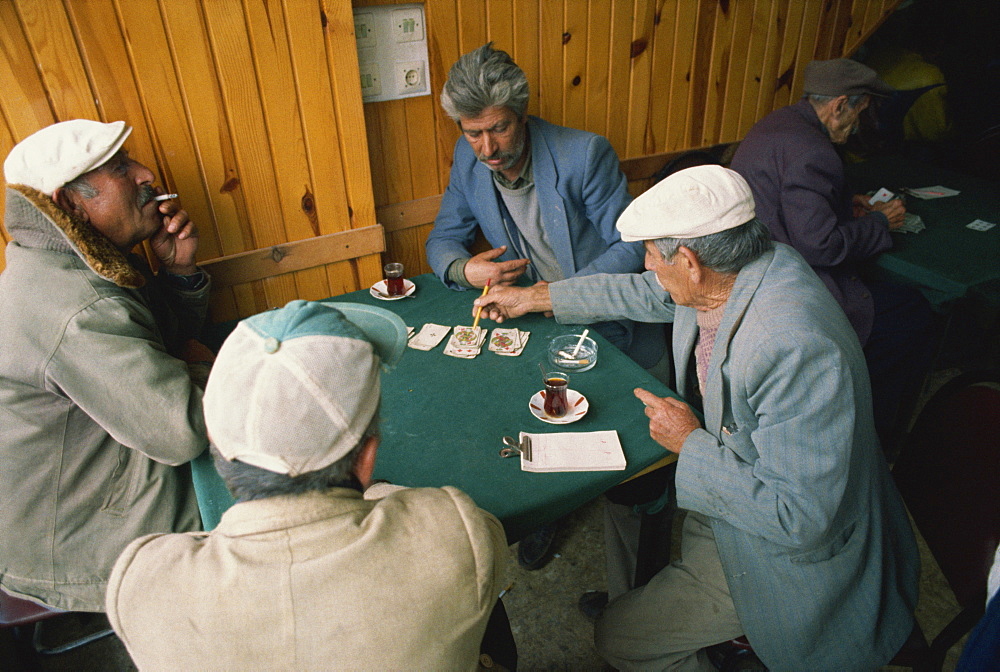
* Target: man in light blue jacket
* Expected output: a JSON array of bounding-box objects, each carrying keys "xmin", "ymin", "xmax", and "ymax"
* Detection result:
[{"xmin": 475, "ymin": 166, "xmax": 919, "ymax": 670}]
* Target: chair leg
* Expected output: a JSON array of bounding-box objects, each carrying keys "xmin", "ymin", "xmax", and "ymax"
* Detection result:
[
  {"xmin": 31, "ymin": 618, "xmax": 115, "ymax": 655},
  {"xmin": 927, "ymin": 605, "xmax": 984, "ymax": 671}
]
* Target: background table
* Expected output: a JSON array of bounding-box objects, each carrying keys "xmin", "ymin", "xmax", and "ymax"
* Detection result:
[
  {"xmin": 194, "ymin": 274, "xmax": 678, "ymax": 542},
  {"xmin": 846, "ymin": 155, "xmax": 1000, "ymax": 311}
]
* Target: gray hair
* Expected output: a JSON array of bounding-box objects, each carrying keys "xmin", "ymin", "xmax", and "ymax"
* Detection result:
[
  {"xmin": 60, "ymin": 149, "xmax": 129, "ymax": 200},
  {"xmin": 61, "ymin": 173, "xmax": 99, "ymax": 199},
  {"xmin": 440, "ymin": 42, "xmax": 529, "ymax": 122},
  {"xmin": 212, "ymin": 412, "xmax": 380, "ymax": 502},
  {"xmin": 804, "ymin": 93, "xmax": 868, "ymax": 109},
  {"xmin": 652, "ymin": 218, "xmax": 773, "ymax": 274}
]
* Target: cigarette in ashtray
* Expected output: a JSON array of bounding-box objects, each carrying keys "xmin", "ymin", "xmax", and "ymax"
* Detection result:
[
  {"xmin": 556, "ymin": 350, "xmax": 590, "ymax": 366},
  {"xmin": 153, "ymin": 193, "xmax": 178, "ymax": 202}
]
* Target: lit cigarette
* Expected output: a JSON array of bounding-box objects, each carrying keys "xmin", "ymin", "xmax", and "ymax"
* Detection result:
[
  {"xmin": 153, "ymin": 193, "xmax": 178, "ymax": 202},
  {"xmin": 498, "ymin": 582, "xmax": 514, "ymax": 599}
]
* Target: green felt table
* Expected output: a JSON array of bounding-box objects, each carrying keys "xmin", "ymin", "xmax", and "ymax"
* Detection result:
[
  {"xmin": 845, "ymin": 155, "xmax": 1000, "ymax": 310},
  {"xmin": 191, "ymin": 274, "xmax": 679, "ymax": 543}
]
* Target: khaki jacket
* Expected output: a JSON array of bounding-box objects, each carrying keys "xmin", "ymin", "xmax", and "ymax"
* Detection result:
[
  {"xmin": 0, "ymin": 185, "xmax": 207, "ymax": 611},
  {"xmin": 107, "ymin": 487, "xmax": 507, "ymax": 671}
]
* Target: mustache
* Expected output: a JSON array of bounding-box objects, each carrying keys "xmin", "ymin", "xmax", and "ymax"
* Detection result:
[
  {"xmin": 136, "ymin": 185, "xmax": 157, "ymax": 208},
  {"xmin": 478, "ymin": 149, "xmax": 516, "ymax": 160}
]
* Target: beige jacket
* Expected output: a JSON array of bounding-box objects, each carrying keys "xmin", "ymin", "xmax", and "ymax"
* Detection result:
[
  {"xmin": 0, "ymin": 185, "xmax": 207, "ymax": 611},
  {"xmin": 107, "ymin": 486, "xmax": 507, "ymax": 671}
]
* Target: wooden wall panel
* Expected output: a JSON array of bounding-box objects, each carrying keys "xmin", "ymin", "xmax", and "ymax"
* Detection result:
[
  {"xmin": 1, "ymin": 0, "xmax": 901, "ymax": 294},
  {"xmin": 354, "ymin": 0, "xmax": 900, "ymax": 281},
  {"xmin": 642, "ymin": 0, "xmax": 674, "ymax": 154},
  {"xmin": 624, "ymin": 0, "xmax": 655, "ymax": 158},
  {"xmin": 357, "ymin": 0, "xmax": 901, "ymax": 280},
  {"xmin": 562, "ymin": 1, "xmax": 587, "ymax": 134},
  {"xmin": 0, "ymin": 0, "xmax": 380, "ymax": 321},
  {"xmin": 665, "ymin": 0, "xmax": 699, "ymax": 151},
  {"xmin": 583, "ymin": 0, "xmax": 612, "ymax": 139}
]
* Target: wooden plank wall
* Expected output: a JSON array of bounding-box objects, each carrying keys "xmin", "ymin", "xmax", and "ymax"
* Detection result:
[
  {"xmin": 0, "ymin": 0, "xmax": 899, "ymax": 319},
  {"xmin": 360, "ymin": 0, "xmax": 900, "ymax": 277},
  {"xmin": 0, "ymin": 0, "xmax": 382, "ymax": 322}
]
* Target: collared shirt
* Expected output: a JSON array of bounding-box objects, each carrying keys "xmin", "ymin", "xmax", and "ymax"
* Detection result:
[{"xmin": 492, "ymin": 150, "xmax": 533, "ymax": 191}]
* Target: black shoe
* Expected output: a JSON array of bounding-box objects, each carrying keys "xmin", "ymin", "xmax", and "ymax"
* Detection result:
[
  {"xmin": 578, "ymin": 590, "xmax": 609, "ymax": 622},
  {"xmin": 705, "ymin": 638, "xmax": 767, "ymax": 671},
  {"xmin": 516, "ymin": 523, "xmax": 558, "ymax": 570}
]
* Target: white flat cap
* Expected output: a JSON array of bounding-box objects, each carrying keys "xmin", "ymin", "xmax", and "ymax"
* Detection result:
[
  {"xmin": 4, "ymin": 119, "xmax": 132, "ymax": 196},
  {"xmin": 617, "ymin": 165, "xmax": 756, "ymax": 241},
  {"xmin": 205, "ymin": 300, "xmax": 408, "ymax": 476}
]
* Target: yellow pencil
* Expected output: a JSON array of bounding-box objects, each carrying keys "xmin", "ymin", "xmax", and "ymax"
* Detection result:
[{"xmin": 472, "ymin": 279, "xmax": 491, "ymax": 329}]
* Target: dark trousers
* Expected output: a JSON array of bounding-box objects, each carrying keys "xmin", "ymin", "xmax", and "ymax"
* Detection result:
[
  {"xmin": 863, "ymin": 280, "xmax": 936, "ymax": 455},
  {"xmin": 480, "ymin": 598, "xmax": 518, "ymax": 670}
]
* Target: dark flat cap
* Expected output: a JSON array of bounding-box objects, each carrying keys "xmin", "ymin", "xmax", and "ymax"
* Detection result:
[{"xmin": 803, "ymin": 58, "xmax": 895, "ymax": 97}]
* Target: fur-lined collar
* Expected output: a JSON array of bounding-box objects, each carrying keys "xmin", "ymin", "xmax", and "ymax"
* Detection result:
[{"xmin": 4, "ymin": 184, "xmax": 145, "ymax": 288}]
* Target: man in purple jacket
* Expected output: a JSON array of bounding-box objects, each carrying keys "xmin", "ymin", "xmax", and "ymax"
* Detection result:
[{"xmin": 731, "ymin": 59, "xmax": 933, "ymax": 452}]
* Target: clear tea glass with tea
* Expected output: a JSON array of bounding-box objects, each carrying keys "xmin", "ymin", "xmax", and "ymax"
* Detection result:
[
  {"xmin": 543, "ymin": 371, "xmax": 570, "ymax": 418},
  {"xmin": 383, "ymin": 262, "xmax": 405, "ymax": 296}
]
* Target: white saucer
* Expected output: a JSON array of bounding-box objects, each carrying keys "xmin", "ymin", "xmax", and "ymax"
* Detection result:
[
  {"xmin": 528, "ymin": 389, "xmax": 589, "ymax": 424},
  {"xmin": 370, "ymin": 279, "xmax": 415, "ymax": 300}
]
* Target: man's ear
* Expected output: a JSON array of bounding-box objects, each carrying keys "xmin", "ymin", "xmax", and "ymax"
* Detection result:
[
  {"xmin": 351, "ymin": 435, "xmax": 380, "ymax": 489},
  {"xmin": 52, "ymin": 186, "xmax": 89, "ymax": 222},
  {"xmin": 833, "ymin": 95, "xmax": 849, "ymax": 117},
  {"xmin": 676, "ymin": 246, "xmax": 703, "ymax": 282}
]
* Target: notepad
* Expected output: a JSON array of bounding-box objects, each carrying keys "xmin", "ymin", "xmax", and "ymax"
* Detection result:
[{"xmin": 519, "ymin": 430, "xmax": 626, "ymax": 473}]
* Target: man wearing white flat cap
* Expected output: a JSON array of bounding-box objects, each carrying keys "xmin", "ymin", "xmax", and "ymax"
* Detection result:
[
  {"xmin": 0, "ymin": 119, "xmax": 210, "ymax": 612},
  {"xmin": 475, "ymin": 165, "xmax": 918, "ymax": 670},
  {"xmin": 106, "ymin": 300, "xmax": 513, "ymax": 671}
]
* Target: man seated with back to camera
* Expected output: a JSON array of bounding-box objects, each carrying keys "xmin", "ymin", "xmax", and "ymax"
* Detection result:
[{"xmin": 106, "ymin": 300, "xmax": 516, "ymax": 671}]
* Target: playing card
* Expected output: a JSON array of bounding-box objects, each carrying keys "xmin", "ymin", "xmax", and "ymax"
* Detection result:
[
  {"xmin": 408, "ymin": 323, "xmax": 450, "ymax": 351},
  {"xmin": 868, "ymin": 187, "xmax": 895, "ymax": 205},
  {"xmin": 491, "ymin": 328, "xmax": 530, "ymax": 356},
  {"xmin": 452, "ymin": 326, "xmax": 483, "ymax": 346},
  {"xmin": 444, "ymin": 326, "xmax": 486, "ymax": 358},
  {"xmin": 902, "ymin": 185, "xmax": 960, "ymax": 200},
  {"xmin": 896, "ymin": 213, "xmax": 926, "ymax": 234},
  {"xmin": 489, "ymin": 328, "xmax": 521, "ymax": 354},
  {"xmin": 967, "ymin": 219, "xmax": 996, "ymax": 232}
]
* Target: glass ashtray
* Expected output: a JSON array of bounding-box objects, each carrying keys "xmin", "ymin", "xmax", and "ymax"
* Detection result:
[{"xmin": 547, "ymin": 334, "xmax": 598, "ymax": 372}]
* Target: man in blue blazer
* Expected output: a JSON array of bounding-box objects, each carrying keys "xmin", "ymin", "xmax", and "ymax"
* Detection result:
[
  {"xmin": 474, "ymin": 166, "xmax": 919, "ymax": 670},
  {"xmin": 428, "ymin": 42, "xmax": 664, "ymax": 571},
  {"xmin": 426, "ymin": 43, "xmax": 657, "ymax": 363}
]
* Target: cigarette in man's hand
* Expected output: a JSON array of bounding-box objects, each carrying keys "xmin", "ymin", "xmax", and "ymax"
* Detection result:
[{"xmin": 153, "ymin": 193, "xmax": 178, "ymax": 202}]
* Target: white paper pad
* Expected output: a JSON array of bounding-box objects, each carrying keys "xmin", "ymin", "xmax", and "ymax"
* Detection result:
[{"xmin": 519, "ymin": 430, "xmax": 626, "ymax": 473}]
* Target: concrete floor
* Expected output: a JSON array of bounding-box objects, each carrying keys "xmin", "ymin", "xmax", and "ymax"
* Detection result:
[{"xmin": 0, "ymin": 373, "xmax": 975, "ymax": 671}]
